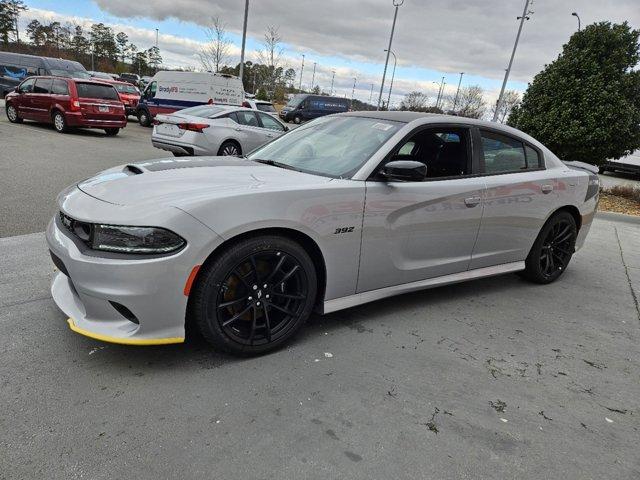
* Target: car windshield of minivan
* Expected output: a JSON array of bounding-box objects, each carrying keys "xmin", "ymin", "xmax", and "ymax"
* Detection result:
[
  {"xmin": 248, "ymin": 116, "xmax": 403, "ymax": 179},
  {"xmin": 49, "ymin": 69, "xmax": 91, "ymax": 79},
  {"xmin": 76, "ymin": 83, "xmax": 119, "ymax": 100}
]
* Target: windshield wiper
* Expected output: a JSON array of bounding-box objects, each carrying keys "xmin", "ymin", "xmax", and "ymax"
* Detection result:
[{"xmin": 251, "ymin": 159, "xmax": 300, "ymax": 172}]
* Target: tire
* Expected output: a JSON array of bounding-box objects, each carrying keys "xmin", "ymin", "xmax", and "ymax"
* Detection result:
[
  {"xmin": 104, "ymin": 128, "xmax": 119, "ymax": 136},
  {"xmin": 138, "ymin": 109, "xmax": 151, "ymax": 127},
  {"xmin": 6, "ymin": 104, "xmax": 22, "ymax": 123},
  {"xmin": 52, "ymin": 111, "xmax": 68, "ymax": 133},
  {"xmin": 293, "ymin": 114, "xmax": 302, "ymax": 124},
  {"xmin": 172, "ymin": 152, "xmax": 186, "ymax": 157},
  {"xmin": 218, "ymin": 140, "xmax": 241, "ymax": 156},
  {"xmin": 522, "ymin": 211, "xmax": 577, "ymax": 284},
  {"xmin": 190, "ymin": 235, "xmax": 318, "ymax": 355},
  {"xmin": 598, "ymin": 166, "xmax": 607, "ymax": 174}
]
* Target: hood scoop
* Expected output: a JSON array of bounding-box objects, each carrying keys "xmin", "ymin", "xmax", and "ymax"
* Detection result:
[{"xmin": 123, "ymin": 164, "xmax": 144, "ymax": 175}]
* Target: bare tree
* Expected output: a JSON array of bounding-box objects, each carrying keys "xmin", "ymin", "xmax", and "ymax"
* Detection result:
[
  {"xmin": 490, "ymin": 89, "xmax": 521, "ymax": 123},
  {"xmin": 198, "ymin": 16, "xmax": 231, "ymax": 73},
  {"xmin": 257, "ymin": 25, "xmax": 285, "ymax": 95},
  {"xmin": 455, "ymin": 85, "xmax": 487, "ymax": 119},
  {"xmin": 399, "ymin": 91, "xmax": 430, "ymax": 111}
]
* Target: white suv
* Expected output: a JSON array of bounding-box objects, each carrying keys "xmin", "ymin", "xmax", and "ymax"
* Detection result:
[{"xmin": 242, "ymin": 99, "xmax": 278, "ymax": 116}]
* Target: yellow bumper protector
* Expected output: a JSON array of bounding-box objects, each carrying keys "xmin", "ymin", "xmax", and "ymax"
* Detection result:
[{"xmin": 67, "ymin": 318, "xmax": 184, "ymax": 346}]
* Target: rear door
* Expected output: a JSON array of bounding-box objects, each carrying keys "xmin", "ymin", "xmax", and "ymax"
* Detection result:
[
  {"xmin": 75, "ymin": 82, "xmax": 124, "ymax": 121},
  {"xmin": 31, "ymin": 78, "xmax": 53, "ymax": 121},
  {"xmin": 469, "ymin": 128, "xmax": 559, "ymax": 269}
]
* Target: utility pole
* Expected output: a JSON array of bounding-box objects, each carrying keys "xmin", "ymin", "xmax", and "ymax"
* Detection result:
[
  {"xmin": 351, "ymin": 77, "xmax": 357, "ymax": 109},
  {"xmin": 299, "ymin": 54, "xmax": 305, "ymax": 91},
  {"xmin": 377, "ymin": 0, "xmax": 404, "ymax": 110},
  {"xmin": 369, "ymin": 83, "xmax": 374, "ymax": 102},
  {"xmin": 452, "ymin": 72, "xmax": 464, "ymax": 111},
  {"xmin": 311, "ymin": 62, "xmax": 317, "ymax": 90},
  {"xmin": 155, "ymin": 28, "xmax": 159, "ymax": 47},
  {"xmin": 330, "ymin": 70, "xmax": 336, "ymax": 95},
  {"xmin": 436, "ymin": 76, "xmax": 445, "ymax": 109},
  {"xmin": 493, "ymin": 0, "xmax": 533, "ymax": 121},
  {"xmin": 239, "ymin": 0, "xmax": 250, "ymax": 84}
]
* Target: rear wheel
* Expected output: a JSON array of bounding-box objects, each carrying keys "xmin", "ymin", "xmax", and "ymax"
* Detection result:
[
  {"xmin": 52, "ymin": 111, "xmax": 68, "ymax": 133},
  {"xmin": 6, "ymin": 104, "xmax": 22, "ymax": 123},
  {"xmin": 190, "ymin": 235, "xmax": 317, "ymax": 355},
  {"xmin": 104, "ymin": 128, "xmax": 119, "ymax": 136},
  {"xmin": 138, "ymin": 109, "xmax": 151, "ymax": 127},
  {"xmin": 293, "ymin": 114, "xmax": 302, "ymax": 124},
  {"xmin": 218, "ymin": 141, "xmax": 241, "ymax": 156},
  {"xmin": 522, "ymin": 211, "xmax": 577, "ymax": 284}
]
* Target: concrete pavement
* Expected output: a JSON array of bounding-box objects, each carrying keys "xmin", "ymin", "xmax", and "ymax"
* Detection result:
[{"xmin": 1, "ymin": 216, "xmax": 639, "ymax": 479}]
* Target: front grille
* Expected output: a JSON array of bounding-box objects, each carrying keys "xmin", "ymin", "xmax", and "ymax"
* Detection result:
[{"xmin": 59, "ymin": 211, "xmax": 92, "ymax": 243}]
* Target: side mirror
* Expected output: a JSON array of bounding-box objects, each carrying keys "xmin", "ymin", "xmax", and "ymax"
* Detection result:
[
  {"xmin": 380, "ymin": 160, "xmax": 427, "ymax": 182},
  {"xmin": 284, "ymin": 125, "xmax": 289, "ymax": 132},
  {"xmin": 15, "ymin": 86, "xmax": 19, "ymax": 93}
]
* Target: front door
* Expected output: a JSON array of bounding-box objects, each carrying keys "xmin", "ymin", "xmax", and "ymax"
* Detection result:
[
  {"xmin": 231, "ymin": 111, "xmax": 268, "ymax": 152},
  {"xmin": 357, "ymin": 126, "xmax": 485, "ymax": 293},
  {"xmin": 469, "ymin": 128, "xmax": 559, "ymax": 269},
  {"xmin": 15, "ymin": 78, "xmax": 35, "ymax": 119}
]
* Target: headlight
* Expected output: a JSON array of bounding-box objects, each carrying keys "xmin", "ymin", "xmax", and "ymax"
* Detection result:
[{"xmin": 92, "ymin": 224, "xmax": 185, "ymax": 254}]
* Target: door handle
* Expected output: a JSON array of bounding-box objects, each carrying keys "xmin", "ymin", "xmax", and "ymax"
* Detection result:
[
  {"xmin": 464, "ymin": 196, "xmax": 481, "ymax": 207},
  {"xmin": 265, "ymin": 133, "xmax": 274, "ymax": 138},
  {"xmin": 541, "ymin": 184, "xmax": 554, "ymax": 194},
  {"xmin": 235, "ymin": 127, "xmax": 243, "ymax": 131}
]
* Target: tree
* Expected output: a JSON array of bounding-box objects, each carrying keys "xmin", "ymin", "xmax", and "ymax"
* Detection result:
[
  {"xmin": 491, "ymin": 90, "xmax": 520, "ymax": 123},
  {"xmin": 115, "ymin": 31, "xmax": 129, "ymax": 63},
  {"xmin": 26, "ymin": 19, "xmax": 43, "ymax": 46},
  {"xmin": 399, "ymin": 91, "xmax": 429, "ymax": 111},
  {"xmin": 454, "ymin": 85, "xmax": 486, "ymax": 119},
  {"xmin": 0, "ymin": 0, "xmax": 27, "ymax": 44},
  {"xmin": 508, "ymin": 22, "xmax": 640, "ymax": 165},
  {"xmin": 90, "ymin": 23, "xmax": 117, "ymax": 63},
  {"xmin": 70, "ymin": 24, "xmax": 90, "ymax": 56},
  {"xmin": 146, "ymin": 46, "xmax": 162, "ymax": 72},
  {"xmin": 198, "ymin": 16, "xmax": 230, "ymax": 73},
  {"xmin": 258, "ymin": 26, "xmax": 285, "ymax": 95}
]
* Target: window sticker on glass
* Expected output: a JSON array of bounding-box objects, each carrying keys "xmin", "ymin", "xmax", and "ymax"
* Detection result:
[{"xmin": 372, "ymin": 122, "xmax": 394, "ymax": 131}]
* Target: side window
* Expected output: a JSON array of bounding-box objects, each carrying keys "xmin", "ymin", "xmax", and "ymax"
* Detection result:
[
  {"xmin": 480, "ymin": 131, "xmax": 526, "ymax": 174},
  {"xmin": 52, "ymin": 79, "xmax": 69, "ymax": 95},
  {"xmin": 235, "ymin": 111, "xmax": 260, "ymax": 127},
  {"xmin": 33, "ymin": 78, "xmax": 52, "ymax": 94},
  {"xmin": 525, "ymin": 145, "xmax": 542, "ymax": 169},
  {"xmin": 258, "ymin": 112, "xmax": 285, "ymax": 131},
  {"xmin": 391, "ymin": 127, "xmax": 471, "ymax": 179},
  {"xmin": 145, "ymin": 81, "xmax": 157, "ymax": 99},
  {"xmin": 18, "ymin": 78, "xmax": 35, "ymax": 93}
]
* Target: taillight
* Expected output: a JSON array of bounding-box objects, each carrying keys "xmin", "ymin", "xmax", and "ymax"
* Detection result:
[
  {"xmin": 70, "ymin": 98, "xmax": 80, "ymax": 111},
  {"xmin": 177, "ymin": 123, "xmax": 209, "ymax": 133},
  {"xmin": 242, "ymin": 101, "xmax": 251, "ymax": 108}
]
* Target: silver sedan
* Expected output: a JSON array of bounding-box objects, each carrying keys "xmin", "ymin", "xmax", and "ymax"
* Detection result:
[
  {"xmin": 47, "ymin": 112, "xmax": 599, "ymax": 355},
  {"xmin": 151, "ymin": 105, "xmax": 289, "ymax": 157}
]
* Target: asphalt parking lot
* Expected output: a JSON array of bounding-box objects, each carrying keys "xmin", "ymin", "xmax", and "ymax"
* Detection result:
[{"xmin": 1, "ymin": 99, "xmax": 640, "ymax": 479}]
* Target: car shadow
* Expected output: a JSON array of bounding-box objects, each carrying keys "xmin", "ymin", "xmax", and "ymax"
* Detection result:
[
  {"xmin": 14, "ymin": 119, "xmax": 122, "ymax": 138},
  {"xmin": 67, "ymin": 272, "xmax": 531, "ymax": 371}
]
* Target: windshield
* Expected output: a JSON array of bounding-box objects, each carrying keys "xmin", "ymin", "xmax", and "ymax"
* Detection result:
[
  {"xmin": 50, "ymin": 69, "xmax": 91, "ymax": 79},
  {"xmin": 175, "ymin": 105, "xmax": 224, "ymax": 117},
  {"xmin": 256, "ymin": 103, "xmax": 277, "ymax": 113},
  {"xmin": 114, "ymin": 83, "xmax": 140, "ymax": 94},
  {"xmin": 247, "ymin": 116, "xmax": 403, "ymax": 178},
  {"xmin": 285, "ymin": 95, "xmax": 305, "ymax": 108}
]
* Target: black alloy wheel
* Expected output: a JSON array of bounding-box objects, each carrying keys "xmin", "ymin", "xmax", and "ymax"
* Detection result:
[
  {"xmin": 191, "ymin": 236, "xmax": 317, "ymax": 355},
  {"xmin": 522, "ymin": 211, "xmax": 577, "ymax": 284},
  {"xmin": 218, "ymin": 141, "xmax": 241, "ymax": 156}
]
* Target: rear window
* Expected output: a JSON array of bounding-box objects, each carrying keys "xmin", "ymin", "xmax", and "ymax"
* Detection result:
[{"xmin": 75, "ymin": 83, "xmax": 119, "ymax": 100}]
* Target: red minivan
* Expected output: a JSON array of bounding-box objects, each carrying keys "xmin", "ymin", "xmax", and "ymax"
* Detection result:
[{"xmin": 5, "ymin": 76, "xmax": 127, "ymax": 135}]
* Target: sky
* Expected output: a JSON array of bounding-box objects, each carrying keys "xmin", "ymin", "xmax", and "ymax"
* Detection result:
[{"xmin": 18, "ymin": 0, "xmax": 640, "ymax": 108}]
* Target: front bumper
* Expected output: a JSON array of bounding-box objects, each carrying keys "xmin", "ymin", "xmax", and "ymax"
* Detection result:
[{"xmin": 46, "ymin": 194, "xmax": 222, "ymax": 345}]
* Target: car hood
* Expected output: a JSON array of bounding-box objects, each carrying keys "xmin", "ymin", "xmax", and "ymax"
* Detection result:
[{"xmin": 77, "ymin": 157, "xmax": 332, "ymax": 207}]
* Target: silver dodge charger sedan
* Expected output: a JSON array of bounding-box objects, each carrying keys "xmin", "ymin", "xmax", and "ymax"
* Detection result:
[
  {"xmin": 151, "ymin": 105, "xmax": 289, "ymax": 157},
  {"xmin": 47, "ymin": 112, "xmax": 599, "ymax": 355}
]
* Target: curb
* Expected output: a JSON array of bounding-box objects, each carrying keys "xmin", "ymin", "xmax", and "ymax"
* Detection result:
[{"xmin": 595, "ymin": 211, "xmax": 640, "ymax": 225}]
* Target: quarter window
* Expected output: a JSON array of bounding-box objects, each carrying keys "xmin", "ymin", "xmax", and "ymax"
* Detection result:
[
  {"xmin": 525, "ymin": 145, "xmax": 542, "ymax": 169},
  {"xmin": 51, "ymin": 79, "xmax": 69, "ymax": 95}
]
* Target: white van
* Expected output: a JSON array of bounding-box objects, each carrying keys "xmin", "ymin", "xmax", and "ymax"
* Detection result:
[{"xmin": 136, "ymin": 71, "xmax": 244, "ymax": 126}]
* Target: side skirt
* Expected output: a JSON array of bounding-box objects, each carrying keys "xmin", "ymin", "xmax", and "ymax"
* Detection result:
[{"xmin": 322, "ymin": 261, "xmax": 525, "ymax": 314}]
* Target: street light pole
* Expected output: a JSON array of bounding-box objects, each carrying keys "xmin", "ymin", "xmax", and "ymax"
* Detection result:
[
  {"xmin": 155, "ymin": 28, "xmax": 159, "ymax": 48},
  {"xmin": 369, "ymin": 83, "xmax": 374, "ymax": 103},
  {"xmin": 351, "ymin": 77, "xmax": 357, "ymax": 108},
  {"xmin": 299, "ymin": 54, "xmax": 305, "ymax": 91},
  {"xmin": 330, "ymin": 70, "xmax": 336, "ymax": 95},
  {"xmin": 453, "ymin": 72, "xmax": 464, "ymax": 112},
  {"xmin": 436, "ymin": 76, "xmax": 445, "ymax": 109},
  {"xmin": 571, "ymin": 12, "xmax": 581, "ymax": 31},
  {"xmin": 311, "ymin": 62, "xmax": 317, "ymax": 90},
  {"xmin": 493, "ymin": 0, "xmax": 532, "ymax": 121},
  {"xmin": 239, "ymin": 0, "xmax": 250, "ymax": 85},
  {"xmin": 377, "ymin": 0, "xmax": 404, "ymax": 110},
  {"xmin": 385, "ymin": 49, "xmax": 397, "ymax": 110}
]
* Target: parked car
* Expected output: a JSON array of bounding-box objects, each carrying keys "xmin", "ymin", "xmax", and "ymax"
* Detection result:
[
  {"xmin": 0, "ymin": 51, "xmax": 89, "ymax": 97},
  {"xmin": 88, "ymin": 70, "xmax": 116, "ymax": 81},
  {"xmin": 279, "ymin": 94, "xmax": 349, "ymax": 124},
  {"xmin": 137, "ymin": 70, "xmax": 244, "ymax": 127},
  {"xmin": 600, "ymin": 150, "xmax": 640, "ymax": 177},
  {"xmin": 118, "ymin": 73, "xmax": 141, "ymax": 86},
  {"xmin": 242, "ymin": 99, "xmax": 278, "ymax": 115},
  {"xmin": 5, "ymin": 76, "xmax": 127, "ymax": 135},
  {"xmin": 151, "ymin": 105, "xmax": 288, "ymax": 157},
  {"xmin": 47, "ymin": 112, "xmax": 598, "ymax": 354},
  {"xmin": 109, "ymin": 80, "xmax": 141, "ymax": 116}
]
